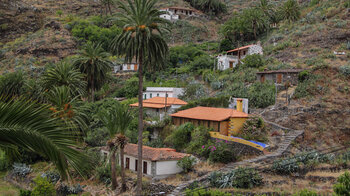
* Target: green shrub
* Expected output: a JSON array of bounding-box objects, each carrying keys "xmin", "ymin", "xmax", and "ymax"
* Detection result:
[
  {"xmin": 345, "ymin": 0, "xmax": 350, "ymax": 8},
  {"xmin": 186, "ymin": 126, "xmax": 211, "ymax": 156},
  {"xmin": 179, "ymin": 82, "xmax": 207, "ymax": 101},
  {"xmin": 248, "ymin": 82, "xmax": 276, "ymax": 108},
  {"xmin": 294, "ymin": 74, "xmax": 323, "ymax": 99},
  {"xmin": 210, "ymin": 167, "xmax": 263, "ymax": 189},
  {"xmin": 19, "ymin": 190, "xmax": 32, "ymax": 196},
  {"xmin": 298, "ymin": 70, "xmax": 310, "ymax": 82},
  {"xmin": 85, "ymin": 128, "xmax": 109, "ymax": 147},
  {"xmin": 333, "ymin": 171, "xmax": 350, "ymax": 196},
  {"xmin": 0, "ymin": 150, "xmax": 9, "ymax": 171},
  {"xmin": 293, "ymin": 189, "xmax": 318, "ymax": 196},
  {"xmin": 208, "ymin": 142, "xmax": 236, "ymax": 164},
  {"xmin": 189, "ymin": 54, "xmax": 214, "ymax": 72},
  {"xmin": 185, "ymin": 188, "xmax": 231, "ymax": 196},
  {"xmin": 339, "ymin": 65, "xmax": 350, "ymax": 77},
  {"xmin": 241, "ymin": 54, "xmax": 265, "ymax": 68},
  {"xmin": 56, "ymin": 10, "xmax": 63, "ymax": 17},
  {"xmin": 237, "ymin": 116, "xmax": 268, "ymax": 142},
  {"xmin": 177, "ymin": 156, "xmax": 197, "ymax": 173},
  {"xmin": 272, "ymin": 157, "xmax": 300, "ymax": 175},
  {"xmin": 96, "ymin": 163, "xmax": 120, "ymax": 184},
  {"xmin": 165, "ymin": 123, "xmax": 194, "ymax": 151},
  {"xmin": 31, "ymin": 176, "xmax": 56, "ymax": 196}
]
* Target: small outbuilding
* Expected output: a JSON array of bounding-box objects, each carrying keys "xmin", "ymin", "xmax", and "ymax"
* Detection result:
[
  {"xmin": 122, "ymin": 144, "xmax": 190, "ymax": 178},
  {"xmin": 256, "ymin": 69, "xmax": 304, "ymax": 86}
]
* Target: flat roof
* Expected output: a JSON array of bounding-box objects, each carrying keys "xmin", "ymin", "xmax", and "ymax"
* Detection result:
[{"xmin": 124, "ymin": 144, "xmax": 190, "ymax": 161}]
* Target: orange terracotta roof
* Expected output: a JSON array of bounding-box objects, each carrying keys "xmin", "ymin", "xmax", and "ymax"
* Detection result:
[
  {"xmin": 124, "ymin": 144, "xmax": 190, "ymax": 161},
  {"xmin": 227, "ymin": 44, "xmax": 255, "ymax": 53},
  {"xmin": 130, "ymin": 97, "xmax": 187, "ymax": 109},
  {"xmin": 130, "ymin": 102, "xmax": 171, "ymax": 109},
  {"xmin": 170, "ymin": 106, "xmax": 248, "ymax": 121}
]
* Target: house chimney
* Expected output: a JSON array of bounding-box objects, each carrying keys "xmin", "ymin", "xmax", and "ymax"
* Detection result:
[{"xmin": 236, "ymin": 99, "xmax": 243, "ymax": 112}]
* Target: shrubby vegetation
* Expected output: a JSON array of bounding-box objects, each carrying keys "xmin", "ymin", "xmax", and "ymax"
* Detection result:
[
  {"xmin": 31, "ymin": 176, "xmax": 56, "ymax": 196},
  {"xmin": 294, "ymin": 74, "xmax": 323, "ymax": 99},
  {"xmin": 67, "ymin": 17, "xmax": 122, "ymax": 50},
  {"xmin": 185, "ymin": 188, "xmax": 231, "ymax": 196},
  {"xmin": 333, "ymin": 171, "xmax": 350, "ymax": 195},
  {"xmin": 238, "ymin": 116, "xmax": 268, "ymax": 142},
  {"xmin": 177, "ymin": 156, "xmax": 197, "ymax": 173},
  {"xmin": 209, "ymin": 167, "xmax": 263, "ymax": 189},
  {"xmin": 183, "ymin": 0, "xmax": 227, "ymax": 16}
]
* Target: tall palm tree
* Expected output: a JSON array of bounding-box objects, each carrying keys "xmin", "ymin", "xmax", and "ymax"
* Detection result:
[
  {"xmin": 74, "ymin": 42, "xmax": 112, "ymax": 102},
  {"xmin": 114, "ymin": 104, "xmax": 134, "ymax": 192},
  {"xmin": 99, "ymin": 103, "xmax": 134, "ymax": 191},
  {"xmin": 109, "ymin": 0, "xmax": 169, "ymax": 194},
  {"xmin": 280, "ymin": 0, "xmax": 300, "ymax": 22},
  {"xmin": 0, "ymin": 97, "xmax": 89, "ymax": 179},
  {"xmin": 99, "ymin": 109, "xmax": 118, "ymax": 190},
  {"xmin": 42, "ymin": 61, "xmax": 87, "ymax": 98}
]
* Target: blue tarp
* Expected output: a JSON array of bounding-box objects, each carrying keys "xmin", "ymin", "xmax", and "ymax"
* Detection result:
[{"xmin": 230, "ymin": 136, "xmax": 268, "ymax": 149}]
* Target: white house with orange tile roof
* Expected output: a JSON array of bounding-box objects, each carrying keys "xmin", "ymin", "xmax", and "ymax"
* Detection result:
[
  {"xmin": 216, "ymin": 43, "xmax": 263, "ymax": 70},
  {"xmin": 159, "ymin": 7, "xmax": 203, "ymax": 21},
  {"xmin": 130, "ymin": 97, "xmax": 187, "ymax": 119},
  {"xmin": 121, "ymin": 144, "xmax": 190, "ymax": 178},
  {"xmin": 143, "ymin": 87, "xmax": 184, "ymax": 99}
]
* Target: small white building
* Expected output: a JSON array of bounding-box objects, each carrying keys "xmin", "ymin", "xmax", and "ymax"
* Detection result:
[
  {"xmin": 159, "ymin": 7, "xmax": 203, "ymax": 21},
  {"xmin": 216, "ymin": 44, "xmax": 263, "ymax": 70},
  {"xmin": 113, "ymin": 62, "xmax": 138, "ymax": 73},
  {"xmin": 130, "ymin": 97, "xmax": 188, "ymax": 119},
  {"xmin": 143, "ymin": 87, "xmax": 184, "ymax": 100},
  {"xmin": 122, "ymin": 144, "xmax": 190, "ymax": 178}
]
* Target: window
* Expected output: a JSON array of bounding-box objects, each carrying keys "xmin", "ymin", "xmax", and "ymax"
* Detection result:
[
  {"xmin": 150, "ymin": 93, "xmax": 152, "ymax": 98},
  {"xmin": 157, "ymin": 93, "xmax": 159, "ymax": 97},
  {"xmin": 143, "ymin": 161, "xmax": 148, "ymax": 174},
  {"xmin": 144, "ymin": 94, "xmax": 147, "ymax": 99},
  {"xmin": 126, "ymin": 158, "xmax": 130, "ymax": 169},
  {"xmin": 135, "ymin": 160, "xmax": 138, "ymax": 171}
]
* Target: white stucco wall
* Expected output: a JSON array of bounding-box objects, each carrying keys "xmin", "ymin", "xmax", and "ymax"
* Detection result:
[
  {"xmin": 122, "ymin": 155, "xmax": 152, "ymax": 176},
  {"xmin": 143, "ymin": 87, "xmax": 184, "ymax": 99},
  {"xmin": 122, "ymin": 63, "xmax": 138, "ymax": 71},
  {"xmin": 156, "ymin": 160, "xmax": 183, "ymax": 175},
  {"xmin": 216, "ymin": 55, "xmax": 238, "ymax": 70}
]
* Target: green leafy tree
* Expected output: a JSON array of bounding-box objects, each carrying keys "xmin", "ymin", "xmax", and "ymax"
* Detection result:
[
  {"xmin": 0, "ymin": 97, "xmax": 89, "ymax": 179},
  {"xmin": 245, "ymin": 8, "xmax": 269, "ymax": 40},
  {"xmin": 280, "ymin": 0, "xmax": 300, "ymax": 22},
  {"xmin": 74, "ymin": 42, "xmax": 112, "ymax": 102},
  {"xmin": 109, "ymin": 0, "xmax": 169, "ymax": 193},
  {"xmin": 42, "ymin": 62, "xmax": 87, "ymax": 97},
  {"xmin": 177, "ymin": 156, "xmax": 196, "ymax": 173},
  {"xmin": 198, "ymin": 0, "xmax": 227, "ymax": 16}
]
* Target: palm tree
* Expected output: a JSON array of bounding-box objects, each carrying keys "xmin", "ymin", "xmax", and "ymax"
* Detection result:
[
  {"xmin": 0, "ymin": 97, "xmax": 89, "ymax": 179},
  {"xmin": 74, "ymin": 42, "xmax": 112, "ymax": 102},
  {"xmin": 101, "ymin": 0, "xmax": 115, "ymax": 15},
  {"xmin": 109, "ymin": 0, "xmax": 169, "ymax": 193},
  {"xmin": 199, "ymin": 0, "xmax": 227, "ymax": 16},
  {"xmin": 245, "ymin": 8, "xmax": 269, "ymax": 40},
  {"xmin": 42, "ymin": 61, "xmax": 87, "ymax": 97},
  {"xmin": 101, "ymin": 103, "xmax": 134, "ymax": 192},
  {"xmin": 99, "ymin": 103, "xmax": 134, "ymax": 191},
  {"xmin": 45, "ymin": 86, "xmax": 88, "ymax": 135},
  {"xmin": 0, "ymin": 71, "xmax": 24, "ymax": 98},
  {"xmin": 280, "ymin": 0, "xmax": 300, "ymax": 22}
]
